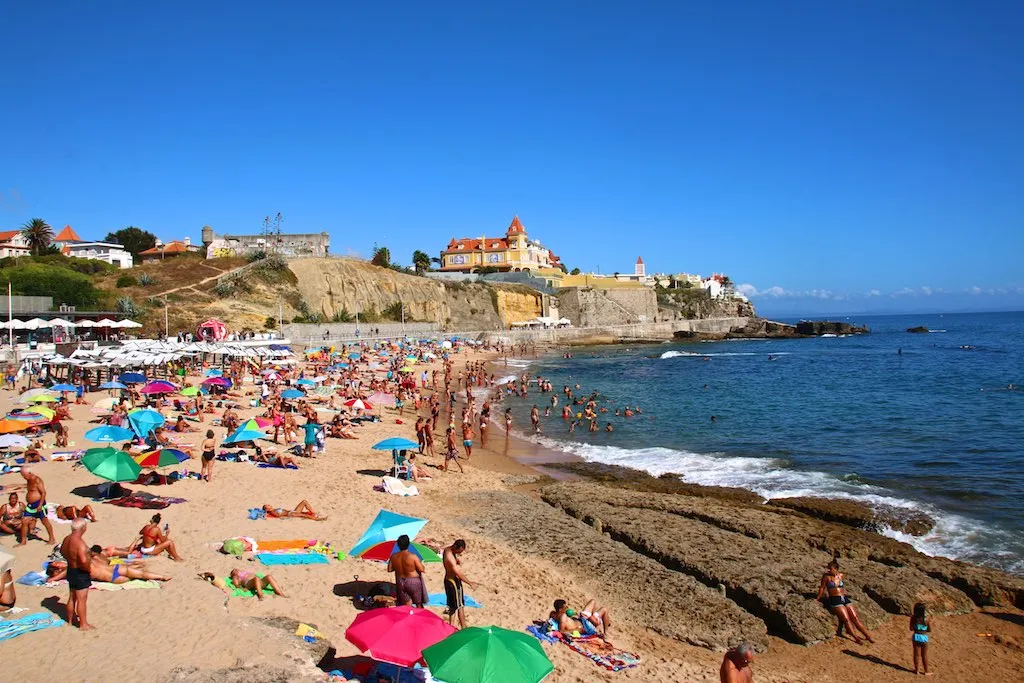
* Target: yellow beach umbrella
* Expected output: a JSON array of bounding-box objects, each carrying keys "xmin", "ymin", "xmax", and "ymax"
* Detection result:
[
  {"xmin": 24, "ymin": 406, "xmax": 55, "ymax": 420},
  {"xmin": 27, "ymin": 394, "xmax": 58, "ymax": 403}
]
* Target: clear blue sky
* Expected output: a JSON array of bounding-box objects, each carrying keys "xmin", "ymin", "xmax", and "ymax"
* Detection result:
[{"xmin": 2, "ymin": 2, "xmax": 1022, "ymax": 315}]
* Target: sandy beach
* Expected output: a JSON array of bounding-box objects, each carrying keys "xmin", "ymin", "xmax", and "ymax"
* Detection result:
[{"xmin": 0, "ymin": 345, "xmax": 1022, "ymax": 683}]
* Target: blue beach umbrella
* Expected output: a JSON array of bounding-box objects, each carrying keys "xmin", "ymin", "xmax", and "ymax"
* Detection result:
[
  {"xmin": 296, "ymin": 378, "xmax": 315, "ymax": 386},
  {"xmin": 372, "ymin": 438, "xmax": 419, "ymax": 451},
  {"xmin": 127, "ymin": 409, "xmax": 165, "ymax": 438},
  {"xmin": 280, "ymin": 389, "xmax": 304, "ymax": 399},
  {"xmin": 119, "ymin": 372, "xmax": 146, "ymax": 384},
  {"xmin": 223, "ymin": 423, "xmax": 267, "ymax": 444},
  {"xmin": 99, "ymin": 381, "xmax": 128, "ymax": 390},
  {"xmin": 348, "ymin": 352, "xmax": 361, "ymax": 360},
  {"xmin": 50, "ymin": 383, "xmax": 78, "ymax": 392},
  {"xmin": 205, "ymin": 369, "xmax": 223, "ymax": 376},
  {"xmin": 84, "ymin": 425, "xmax": 136, "ymax": 443},
  {"xmin": 349, "ymin": 509, "xmax": 428, "ymax": 556}
]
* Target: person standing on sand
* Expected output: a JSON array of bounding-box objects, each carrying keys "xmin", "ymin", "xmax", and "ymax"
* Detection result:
[
  {"xmin": 720, "ymin": 643, "xmax": 754, "ymax": 682},
  {"xmin": 461, "ymin": 420, "xmax": 474, "ymax": 459},
  {"xmin": 387, "ymin": 535, "xmax": 427, "ymax": 608},
  {"xmin": 504, "ymin": 408, "xmax": 512, "ymax": 437},
  {"xmin": 18, "ymin": 466, "xmax": 55, "ymax": 546},
  {"xmin": 443, "ymin": 540, "xmax": 475, "ymax": 629},
  {"xmin": 61, "ymin": 518, "xmax": 93, "ymax": 630}
]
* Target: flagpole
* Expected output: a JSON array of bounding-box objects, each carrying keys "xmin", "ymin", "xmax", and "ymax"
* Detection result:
[{"xmin": 7, "ymin": 282, "xmax": 12, "ymax": 348}]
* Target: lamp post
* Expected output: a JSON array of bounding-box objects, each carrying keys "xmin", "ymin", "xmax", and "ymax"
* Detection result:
[{"xmin": 164, "ymin": 297, "xmax": 169, "ymax": 338}]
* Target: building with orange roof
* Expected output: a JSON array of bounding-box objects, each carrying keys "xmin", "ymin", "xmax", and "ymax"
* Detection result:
[
  {"xmin": 137, "ymin": 238, "xmax": 202, "ymax": 262},
  {"xmin": 439, "ymin": 216, "xmax": 563, "ymax": 275},
  {"xmin": 0, "ymin": 229, "xmax": 31, "ymax": 259},
  {"xmin": 50, "ymin": 224, "xmax": 135, "ymax": 269}
]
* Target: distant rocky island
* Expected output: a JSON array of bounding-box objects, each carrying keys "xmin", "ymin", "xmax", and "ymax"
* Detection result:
[
  {"xmin": 675, "ymin": 318, "xmax": 869, "ymax": 341},
  {"xmin": 907, "ymin": 325, "xmax": 929, "ymax": 333}
]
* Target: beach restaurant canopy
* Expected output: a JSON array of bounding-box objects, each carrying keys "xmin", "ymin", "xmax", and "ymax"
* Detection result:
[
  {"xmin": 197, "ymin": 319, "xmax": 227, "ymax": 342},
  {"xmin": 4, "ymin": 318, "xmax": 141, "ymax": 330},
  {"xmin": 40, "ymin": 339, "xmax": 294, "ymax": 369}
]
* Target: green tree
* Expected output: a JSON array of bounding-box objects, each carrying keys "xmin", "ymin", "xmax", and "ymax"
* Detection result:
[
  {"xmin": 264, "ymin": 315, "xmax": 277, "ymax": 329},
  {"xmin": 104, "ymin": 226, "xmax": 157, "ymax": 260},
  {"xmin": 411, "ymin": 250, "xmax": 431, "ymax": 274},
  {"xmin": 570, "ymin": 267, "xmax": 581, "ymax": 275},
  {"xmin": 371, "ymin": 246, "xmax": 391, "ymax": 268},
  {"xmin": 20, "ymin": 218, "xmax": 54, "ymax": 255},
  {"xmin": 1, "ymin": 262, "xmax": 100, "ymax": 307}
]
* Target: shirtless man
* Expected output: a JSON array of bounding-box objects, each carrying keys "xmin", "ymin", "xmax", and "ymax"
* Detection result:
[
  {"xmin": 443, "ymin": 539, "xmax": 475, "ymax": 629},
  {"xmin": 387, "ymin": 534, "xmax": 426, "ymax": 608},
  {"xmin": 18, "ymin": 466, "xmax": 55, "ymax": 546},
  {"xmin": 49, "ymin": 547, "xmax": 172, "ymax": 584},
  {"xmin": 551, "ymin": 598, "xmax": 612, "ymax": 637},
  {"xmin": 61, "ymin": 519, "xmax": 93, "ymax": 629},
  {"xmin": 530, "ymin": 405, "xmax": 541, "ymax": 433},
  {"xmin": 720, "ymin": 643, "xmax": 755, "ymax": 682},
  {"xmin": 461, "ymin": 421, "xmax": 474, "ymax": 459}
]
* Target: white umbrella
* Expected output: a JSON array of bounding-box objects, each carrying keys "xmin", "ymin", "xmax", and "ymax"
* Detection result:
[
  {"xmin": 7, "ymin": 319, "xmax": 28, "ymax": 329},
  {"xmin": 0, "ymin": 434, "xmax": 30, "ymax": 449},
  {"xmin": 96, "ymin": 318, "xmax": 118, "ymax": 327},
  {"xmin": 23, "ymin": 318, "xmax": 48, "ymax": 330},
  {"xmin": 118, "ymin": 320, "xmax": 143, "ymax": 328},
  {"xmin": 75, "ymin": 320, "xmax": 96, "ymax": 328},
  {"xmin": 48, "ymin": 317, "xmax": 75, "ymax": 327}
]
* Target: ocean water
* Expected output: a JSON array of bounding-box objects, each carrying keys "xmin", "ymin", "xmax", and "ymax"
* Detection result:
[{"xmin": 496, "ymin": 311, "xmax": 1024, "ymax": 575}]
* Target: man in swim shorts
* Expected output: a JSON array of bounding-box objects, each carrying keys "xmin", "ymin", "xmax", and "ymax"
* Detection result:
[
  {"xmin": 387, "ymin": 534, "xmax": 427, "ymax": 608},
  {"xmin": 60, "ymin": 519, "xmax": 93, "ymax": 629},
  {"xmin": 461, "ymin": 422, "xmax": 473, "ymax": 459},
  {"xmin": 443, "ymin": 539, "xmax": 475, "ymax": 629},
  {"xmin": 18, "ymin": 466, "xmax": 55, "ymax": 546}
]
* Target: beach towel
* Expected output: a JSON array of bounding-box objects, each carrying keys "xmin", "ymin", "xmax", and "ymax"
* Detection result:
[
  {"xmin": 105, "ymin": 495, "xmax": 170, "ymax": 510},
  {"xmin": 0, "ymin": 613, "xmax": 64, "ymax": 641},
  {"xmin": 255, "ymin": 552, "xmax": 329, "ymax": 566},
  {"xmin": 224, "ymin": 574, "xmax": 274, "ymax": 598},
  {"xmin": 248, "ymin": 508, "xmax": 267, "ymax": 520},
  {"xmin": 564, "ymin": 637, "xmax": 642, "ymax": 671},
  {"xmin": 255, "ymin": 539, "xmax": 314, "ymax": 551},
  {"xmin": 428, "ymin": 592, "xmax": 482, "ymax": 609},
  {"xmin": 14, "ymin": 456, "xmax": 46, "ymax": 464},
  {"xmin": 257, "ymin": 462, "xmax": 299, "ymax": 470},
  {"xmin": 51, "ymin": 450, "xmax": 85, "ymax": 462},
  {"xmin": 526, "ymin": 624, "xmax": 561, "ymax": 644},
  {"xmin": 16, "ymin": 571, "xmax": 48, "ymax": 587},
  {"xmin": 381, "ymin": 476, "xmax": 418, "ymax": 496}
]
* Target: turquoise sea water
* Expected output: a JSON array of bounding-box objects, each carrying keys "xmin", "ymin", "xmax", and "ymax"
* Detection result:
[{"xmin": 497, "ymin": 311, "xmax": 1024, "ymax": 574}]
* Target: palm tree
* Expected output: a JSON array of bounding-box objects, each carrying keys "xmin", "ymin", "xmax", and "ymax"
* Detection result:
[
  {"xmin": 20, "ymin": 218, "xmax": 54, "ymax": 255},
  {"xmin": 411, "ymin": 250, "xmax": 431, "ymax": 274}
]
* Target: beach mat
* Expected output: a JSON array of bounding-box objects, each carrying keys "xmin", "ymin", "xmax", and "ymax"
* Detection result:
[
  {"xmin": 255, "ymin": 552, "xmax": 329, "ymax": 566},
  {"xmin": 52, "ymin": 450, "xmax": 85, "ymax": 461},
  {"xmin": 428, "ymin": 592, "xmax": 482, "ymax": 608},
  {"xmin": 90, "ymin": 579, "xmax": 161, "ymax": 591},
  {"xmin": 526, "ymin": 624, "xmax": 560, "ymax": 644},
  {"xmin": 255, "ymin": 539, "xmax": 314, "ymax": 552},
  {"xmin": 565, "ymin": 637, "xmax": 641, "ymax": 671},
  {"xmin": 16, "ymin": 571, "xmax": 48, "ymax": 587},
  {"xmin": 0, "ymin": 612, "xmax": 64, "ymax": 641},
  {"xmin": 14, "ymin": 456, "xmax": 46, "ymax": 464},
  {"xmin": 105, "ymin": 496, "xmax": 170, "ymax": 510},
  {"xmin": 257, "ymin": 463, "xmax": 299, "ymax": 470}
]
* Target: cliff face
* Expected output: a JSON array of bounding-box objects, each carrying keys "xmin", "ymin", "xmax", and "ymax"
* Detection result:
[
  {"xmin": 656, "ymin": 287, "xmax": 756, "ymax": 321},
  {"xmin": 289, "ymin": 258, "xmax": 542, "ymax": 329}
]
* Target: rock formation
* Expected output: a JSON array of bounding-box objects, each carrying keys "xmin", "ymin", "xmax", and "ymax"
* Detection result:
[{"xmin": 907, "ymin": 326, "xmax": 929, "ymax": 333}]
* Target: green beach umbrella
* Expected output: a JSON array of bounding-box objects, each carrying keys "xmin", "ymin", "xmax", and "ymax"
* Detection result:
[
  {"xmin": 81, "ymin": 447, "xmax": 142, "ymax": 482},
  {"xmin": 180, "ymin": 386, "xmax": 199, "ymax": 396},
  {"xmin": 422, "ymin": 626, "xmax": 554, "ymax": 683}
]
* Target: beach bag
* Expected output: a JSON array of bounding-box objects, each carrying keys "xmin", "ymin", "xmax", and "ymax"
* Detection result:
[{"xmin": 221, "ymin": 539, "xmax": 246, "ymax": 555}]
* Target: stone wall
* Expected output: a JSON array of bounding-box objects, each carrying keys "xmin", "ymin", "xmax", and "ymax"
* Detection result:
[
  {"xmin": 482, "ymin": 317, "xmax": 750, "ymax": 345},
  {"xmin": 557, "ymin": 287, "xmax": 658, "ymax": 327},
  {"xmin": 281, "ymin": 322, "xmax": 439, "ymax": 342}
]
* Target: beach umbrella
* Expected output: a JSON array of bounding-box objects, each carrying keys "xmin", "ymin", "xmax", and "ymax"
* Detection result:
[
  {"xmin": 21, "ymin": 407, "xmax": 54, "ymax": 420},
  {"xmin": 205, "ymin": 369, "xmax": 223, "ymax": 376},
  {"xmin": 202, "ymin": 376, "xmax": 232, "ymax": 387},
  {"xmin": 357, "ymin": 540, "xmax": 442, "ymax": 564},
  {"xmin": 180, "ymin": 386, "xmax": 199, "ymax": 397},
  {"xmin": 82, "ymin": 447, "xmax": 142, "ymax": 482},
  {"xmin": 0, "ymin": 419, "xmax": 33, "ymax": 434},
  {"xmin": 133, "ymin": 448, "xmax": 189, "ymax": 468},
  {"xmin": 84, "ymin": 425, "xmax": 136, "ymax": 443},
  {"xmin": 312, "ymin": 376, "xmax": 327, "ymax": 383},
  {"xmin": 367, "ymin": 392, "xmax": 396, "ymax": 408},
  {"xmin": 223, "ymin": 422, "xmax": 267, "ymax": 444},
  {"xmin": 371, "ymin": 437, "xmax": 419, "ymax": 451},
  {"xmin": 349, "ymin": 509, "xmax": 427, "ymax": 556},
  {"xmin": 296, "ymin": 378, "xmax": 315, "ymax": 386},
  {"xmin": 345, "ymin": 607, "xmax": 456, "ymax": 668},
  {"xmin": 441, "ymin": 340, "xmax": 452, "ymax": 349},
  {"xmin": 99, "ymin": 381, "xmax": 128, "ymax": 390},
  {"xmin": 263, "ymin": 371, "xmax": 281, "ymax": 381},
  {"xmin": 141, "ymin": 380, "xmax": 177, "ymax": 394},
  {"xmin": 348, "ymin": 352, "xmax": 361, "ymax": 360},
  {"xmin": 93, "ymin": 397, "xmax": 120, "ymax": 411},
  {"xmin": 404, "ymin": 356, "xmax": 417, "ymax": 363},
  {"xmin": 422, "ymin": 626, "xmax": 554, "ymax": 683},
  {"xmin": 26, "ymin": 394, "xmax": 58, "ymax": 403},
  {"xmin": 127, "ymin": 409, "xmax": 165, "ymax": 438},
  {"xmin": 250, "ymin": 417, "xmax": 274, "ymax": 429},
  {"xmin": 0, "ymin": 434, "xmax": 30, "ymax": 449},
  {"xmin": 345, "ymin": 398, "xmax": 373, "ymax": 411},
  {"xmin": 18, "ymin": 389, "xmax": 51, "ymax": 401},
  {"xmin": 280, "ymin": 389, "xmax": 304, "ymax": 399},
  {"xmin": 119, "ymin": 372, "xmax": 146, "ymax": 384},
  {"xmin": 50, "ymin": 383, "xmax": 78, "ymax": 392},
  {"xmin": 398, "ymin": 367, "xmax": 415, "ymax": 373}
]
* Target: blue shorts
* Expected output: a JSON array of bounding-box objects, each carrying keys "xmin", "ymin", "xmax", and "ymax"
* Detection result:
[{"xmin": 463, "ymin": 439, "xmax": 472, "ymax": 447}]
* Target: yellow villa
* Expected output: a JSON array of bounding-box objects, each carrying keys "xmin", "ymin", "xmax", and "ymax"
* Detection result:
[{"xmin": 440, "ymin": 216, "xmax": 563, "ymax": 276}]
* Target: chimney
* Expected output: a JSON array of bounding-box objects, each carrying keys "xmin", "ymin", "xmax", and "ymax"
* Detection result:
[{"xmin": 184, "ymin": 236, "xmax": 191, "ymax": 246}]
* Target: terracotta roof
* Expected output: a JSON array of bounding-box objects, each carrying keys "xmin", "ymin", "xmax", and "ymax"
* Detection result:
[
  {"xmin": 54, "ymin": 225, "xmax": 82, "ymax": 242},
  {"xmin": 506, "ymin": 215, "xmax": 525, "ymax": 235},
  {"xmin": 636, "ymin": 256, "xmax": 644, "ymax": 264},
  {"xmin": 0, "ymin": 230, "xmax": 20, "ymax": 242},
  {"xmin": 138, "ymin": 240, "xmax": 190, "ymax": 256},
  {"xmin": 443, "ymin": 237, "xmax": 509, "ymax": 253}
]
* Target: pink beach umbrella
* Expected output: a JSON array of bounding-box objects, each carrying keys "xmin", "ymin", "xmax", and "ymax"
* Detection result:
[
  {"xmin": 202, "ymin": 376, "xmax": 232, "ymax": 388},
  {"xmin": 367, "ymin": 392, "xmax": 396, "ymax": 408},
  {"xmin": 141, "ymin": 380, "xmax": 178, "ymax": 395},
  {"xmin": 345, "ymin": 607, "xmax": 456, "ymax": 668}
]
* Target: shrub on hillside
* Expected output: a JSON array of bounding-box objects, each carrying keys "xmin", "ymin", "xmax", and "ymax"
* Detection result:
[
  {"xmin": 115, "ymin": 296, "xmax": 139, "ymax": 317},
  {"xmin": 137, "ymin": 273, "xmax": 154, "ymax": 286},
  {"xmin": 1, "ymin": 263, "xmax": 101, "ymax": 307},
  {"xmin": 264, "ymin": 316, "xmax": 277, "ymax": 329},
  {"xmin": 116, "ymin": 274, "xmax": 138, "ymax": 288}
]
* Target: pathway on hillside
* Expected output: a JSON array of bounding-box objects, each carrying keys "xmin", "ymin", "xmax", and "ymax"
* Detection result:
[{"xmin": 151, "ymin": 261, "xmax": 250, "ymax": 298}]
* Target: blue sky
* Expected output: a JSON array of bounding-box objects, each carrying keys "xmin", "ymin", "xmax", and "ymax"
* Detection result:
[{"xmin": 2, "ymin": 2, "xmax": 1022, "ymax": 315}]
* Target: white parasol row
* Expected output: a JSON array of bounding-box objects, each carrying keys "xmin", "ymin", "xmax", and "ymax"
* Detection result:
[{"xmin": 5, "ymin": 318, "xmax": 142, "ymax": 329}]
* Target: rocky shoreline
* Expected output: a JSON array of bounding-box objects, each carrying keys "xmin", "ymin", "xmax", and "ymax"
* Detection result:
[
  {"xmin": 479, "ymin": 459, "xmax": 1023, "ymax": 650},
  {"xmin": 673, "ymin": 317, "xmax": 870, "ymax": 341}
]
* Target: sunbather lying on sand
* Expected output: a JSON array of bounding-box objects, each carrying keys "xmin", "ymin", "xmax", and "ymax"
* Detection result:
[
  {"xmin": 252, "ymin": 452, "xmax": 299, "ymax": 468},
  {"xmin": 262, "ymin": 500, "xmax": 327, "ymax": 520},
  {"xmin": 201, "ymin": 569, "xmax": 287, "ymax": 600},
  {"xmin": 47, "ymin": 548, "xmax": 171, "ymax": 583},
  {"xmin": 551, "ymin": 598, "xmax": 612, "ymax": 637},
  {"xmin": 53, "ymin": 504, "xmax": 97, "ymax": 522}
]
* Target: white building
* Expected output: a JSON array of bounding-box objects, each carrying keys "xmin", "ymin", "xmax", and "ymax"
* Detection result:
[
  {"xmin": 64, "ymin": 241, "xmax": 134, "ymax": 269},
  {"xmin": 0, "ymin": 230, "xmax": 31, "ymax": 259}
]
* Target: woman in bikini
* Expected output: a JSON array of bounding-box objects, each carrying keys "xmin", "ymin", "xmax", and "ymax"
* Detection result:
[
  {"xmin": 54, "ymin": 504, "xmax": 97, "ymax": 522},
  {"xmin": 132, "ymin": 513, "xmax": 183, "ymax": 561},
  {"xmin": 0, "ymin": 492, "xmax": 25, "ymax": 535},
  {"xmin": 0, "ymin": 565, "xmax": 15, "ymax": 609},
  {"xmin": 261, "ymin": 500, "xmax": 326, "ymax": 520},
  {"xmin": 227, "ymin": 568, "xmax": 287, "ymax": 600},
  {"xmin": 816, "ymin": 559, "xmax": 874, "ymax": 644},
  {"xmin": 200, "ymin": 429, "xmax": 216, "ymax": 482}
]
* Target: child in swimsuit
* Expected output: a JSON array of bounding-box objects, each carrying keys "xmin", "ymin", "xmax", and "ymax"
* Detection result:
[{"xmin": 911, "ymin": 602, "xmax": 931, "ymax": 675}]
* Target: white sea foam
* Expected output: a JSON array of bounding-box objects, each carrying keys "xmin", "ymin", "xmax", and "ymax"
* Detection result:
[
  {"xmin": 660, "ymin": 350, "xmax": 792, "ymax": 359},
  {"xmin": 524, "ymin": 436, "xmax": 1020, "ymax": 572}
]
